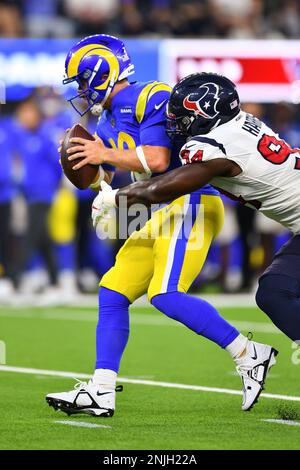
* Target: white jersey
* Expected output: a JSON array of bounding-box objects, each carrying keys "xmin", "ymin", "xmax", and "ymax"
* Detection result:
[{"xmin": 179, "ymin": 110, "xmax": 300, "ymax": 234}]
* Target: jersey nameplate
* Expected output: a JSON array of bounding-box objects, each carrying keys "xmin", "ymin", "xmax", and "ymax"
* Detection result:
[{"xmin": 242, "ymin": 113, "xmax": 262, "ymax": 137}]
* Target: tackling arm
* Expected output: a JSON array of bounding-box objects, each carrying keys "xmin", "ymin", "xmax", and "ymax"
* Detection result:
[{"xmin": 116, "ymin": 158, "xmax": 240, "ymax": 207}]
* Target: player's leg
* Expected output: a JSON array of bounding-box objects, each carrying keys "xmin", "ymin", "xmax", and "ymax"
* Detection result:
[
  {"xmin": 256, "ymin": 235, "xmax": 300, "ymax": 341},
  {"xmin": 46, "ymin": 223, "xmax": 155, "ymax": 416},
  {"xmin": 0, "ymin": 201, "xmax": 14, "ymax": 297},
  {"xmin": 149, "ymin": 193, "xmax": 277, "ymax": 410},
  {"xmin": 15, "ymin": 203, "xmax": 43, "ymax": 287},
  {"xmin": 149, "ymin": 194, "xmax": 239, "ymax": 346}
]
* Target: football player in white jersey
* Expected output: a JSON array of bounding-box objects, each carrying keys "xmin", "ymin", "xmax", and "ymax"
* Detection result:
[{"xmin": 93, "ymin": 72, "xmax": 300, "ymax": 345}]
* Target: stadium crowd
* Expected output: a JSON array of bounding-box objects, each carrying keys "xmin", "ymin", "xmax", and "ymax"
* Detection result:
[{"xmin": 0, "ymin": 0, "xmax": 300, "ymax": 39}]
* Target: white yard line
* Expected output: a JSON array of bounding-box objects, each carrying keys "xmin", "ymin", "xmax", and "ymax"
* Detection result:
[
  {"xmin": 262, "ymin": 419, "xmax": 300, "ymax": 427},
  {"xmin": 0, "ymin": 292, "xmax": 256, "ymax": 309},
  {"xmin": 0, "ymin": 308, "xmax": 280, "ymax": 334},
  {"xmin": 54, "ymin": 420, "xmax": 111, "ymax": 429},
  {"xmin": 0, "ymin": 365, "xmax": 299, "ymax": 403}
]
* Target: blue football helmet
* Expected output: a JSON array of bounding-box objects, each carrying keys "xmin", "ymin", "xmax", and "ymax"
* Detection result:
[
  {"xmin": 166, "ymin": 72, "xmax": 240, "ymax": 138},
  {"xmin": 63, "ymin": 34, "xmax": 135, "ymax": 116}
]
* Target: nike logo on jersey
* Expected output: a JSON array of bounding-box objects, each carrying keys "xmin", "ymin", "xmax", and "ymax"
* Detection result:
[{"xmin": 155, "ymin": 100, "xmax": 167, "ymax": 110}]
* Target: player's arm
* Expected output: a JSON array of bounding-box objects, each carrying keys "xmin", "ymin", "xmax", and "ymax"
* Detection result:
[
  {"xmin": 104, "ymin": 145, "xmax": 171, "ymax": 173},
  {"xmin": 116, "ymin": 158, "xmax": 240, "ymax": 206},
  {"xmin": 66, "ymin": 135, "xmax": 170, "ymax": 173}
]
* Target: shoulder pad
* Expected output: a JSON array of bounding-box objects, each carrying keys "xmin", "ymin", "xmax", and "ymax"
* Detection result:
[{"xmin": 135, "ymin": 82, "xmax": 172, "ymax": 123}]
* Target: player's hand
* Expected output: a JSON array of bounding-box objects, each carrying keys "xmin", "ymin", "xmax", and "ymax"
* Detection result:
[
  {"xmin": 68, "ymin": 134, "xmax": 107, "ymax": 170},
  {"xmin": 91, "ymin": 181, "xmax": 118, "ymax": 232}
]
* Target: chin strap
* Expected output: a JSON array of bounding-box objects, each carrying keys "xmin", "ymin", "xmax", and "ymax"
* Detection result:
[
  {"xmin": 100, "ymin": 70, "xmax": 117, "ymax": 108},
  {"xmin": 90, "ymin": 69, "xmax": 118, "ymax": 116}
]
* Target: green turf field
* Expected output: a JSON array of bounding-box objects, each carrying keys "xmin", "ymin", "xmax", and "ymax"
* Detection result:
[{"xmin": 0, "ymin": 302, "xmax": 299, "ymax": 450}]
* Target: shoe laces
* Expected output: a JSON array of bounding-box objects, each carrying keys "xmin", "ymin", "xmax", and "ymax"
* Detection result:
[
  {"xmin": 236, "ymin": 362, "xmax": 252, "ymax": 377},
  {"xmin": 235, "ymin": 332, "xmax": 255, "ymax": 376},
  {"xmin": 73, "ymin": 378, "xmax": 90, "ymax": 390},
  {"xmin": 72, "ymin": 378, "xmax": 123, "ymax": 393},
  {"xmin": 235, "ymin": 354, "xmax": 254, "ymax": 377}
]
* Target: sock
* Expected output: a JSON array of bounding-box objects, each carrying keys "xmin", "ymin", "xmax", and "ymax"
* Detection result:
[
  {"xmin": 95, "ymin": 287, "xmax": 130, "ymax": 373},
  {"xmin": 151, "ymin": 291, "xmax": 239, "ymax": 348},
  {"xmin": 256, "ymin": 273, "xmax": 300, "ymax": 341},
  {"xmin": 225, "ymin": 333, "xmax": 248, "ymax": 359},
  {"xmin": 92, "ymin": 368, "xmax": 117, "ymax": 390}
]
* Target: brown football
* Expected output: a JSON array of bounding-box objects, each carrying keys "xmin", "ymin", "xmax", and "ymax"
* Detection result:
[{"xmin": 60, "ymin": 124, "xmax": 99, "ymax": 190}]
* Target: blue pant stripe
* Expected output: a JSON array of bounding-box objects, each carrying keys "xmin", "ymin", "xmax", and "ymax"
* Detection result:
[{"xmin": 166, "ymin": 193, "xmax": 201, "ymax": 292}]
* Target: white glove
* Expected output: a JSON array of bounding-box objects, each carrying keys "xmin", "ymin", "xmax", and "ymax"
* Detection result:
[
  {"xmin": 91, "ymin": 181, "xmax": 118, "ymax": 229},
  {"xmin": 130, "ymin": 171, "xmax": 151, "ymax": 182}
]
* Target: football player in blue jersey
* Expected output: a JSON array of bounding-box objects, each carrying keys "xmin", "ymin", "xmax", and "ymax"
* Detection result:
[{"xmin": 46, "ymin": 36, "xmax": 277, "ymax": 417}]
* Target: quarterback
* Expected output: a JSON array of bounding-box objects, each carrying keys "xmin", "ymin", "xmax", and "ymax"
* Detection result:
[{"xmin": 46, "ymin": 40, "xmax": 277, "ymax": 417}]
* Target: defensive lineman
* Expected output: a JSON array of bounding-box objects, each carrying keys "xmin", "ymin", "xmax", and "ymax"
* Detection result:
[{"xmin": 94, "ymin": 72, "xmax": 300, "ymax": 344}]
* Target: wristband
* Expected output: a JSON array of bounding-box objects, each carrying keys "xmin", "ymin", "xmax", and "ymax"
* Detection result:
[
  {"xmin": 136, "ymin": 146, "xmax": 152, "ymax": 176},
  {"xmin": 89, "ymin": 165, "xmax": 105, "ymax": 190}
]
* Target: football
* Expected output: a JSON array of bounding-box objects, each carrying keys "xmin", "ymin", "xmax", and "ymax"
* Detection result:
[{"xmin": 60, "ymin": 123, "xmax": 99, "ymax": 189}]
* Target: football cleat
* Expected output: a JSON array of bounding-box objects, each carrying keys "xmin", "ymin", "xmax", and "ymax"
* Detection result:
[
  {"xmin": 46, "ymin": 379, "xmax": 123, "ymax": 417},
  {"xmin": 236, "ymin": 340, "xmax": 278, "ymax": 411}
]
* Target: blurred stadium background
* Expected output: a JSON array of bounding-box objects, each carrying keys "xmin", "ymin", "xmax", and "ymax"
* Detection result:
[{"xmin": 1, "ymin": 0, "xmax": 300, "ymax": 306}]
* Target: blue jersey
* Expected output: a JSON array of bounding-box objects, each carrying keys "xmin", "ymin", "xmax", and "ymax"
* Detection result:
[
  {"xmin": 14, "ymin": 123, "xmax": 61, "ymax": 204},
  {"xmin": 96, "ymin": 81, "xmax": 218, "ymax": 196}
]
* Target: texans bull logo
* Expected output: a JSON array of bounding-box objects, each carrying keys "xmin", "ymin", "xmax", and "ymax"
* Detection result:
[{"xmin": 183, "ymin": 82, "xmax": 220, "ymax": 119}]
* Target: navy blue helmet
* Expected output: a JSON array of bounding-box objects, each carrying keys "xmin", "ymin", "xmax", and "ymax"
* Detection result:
[{"xmin": 166, "ymin": 72, "xmax": 240, "ymax": 138}]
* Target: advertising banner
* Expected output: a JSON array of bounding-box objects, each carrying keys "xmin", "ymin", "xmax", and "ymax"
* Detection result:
[
  {"xmin": 0, "ymin": 39, "xmax": 159, "ymax": 100},
  {"xmin": 159, "ymin": 40, "xmax": 300, "ymax": 103}
]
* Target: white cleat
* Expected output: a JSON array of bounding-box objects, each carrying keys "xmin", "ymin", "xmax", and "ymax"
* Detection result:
[
  {"xmin": 236, "ymin": 340, "xmax": 278, "ymax": 411},
  {"xmin": 46, "ymin": 379, "xmax": 123, "ymax": 417}
]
